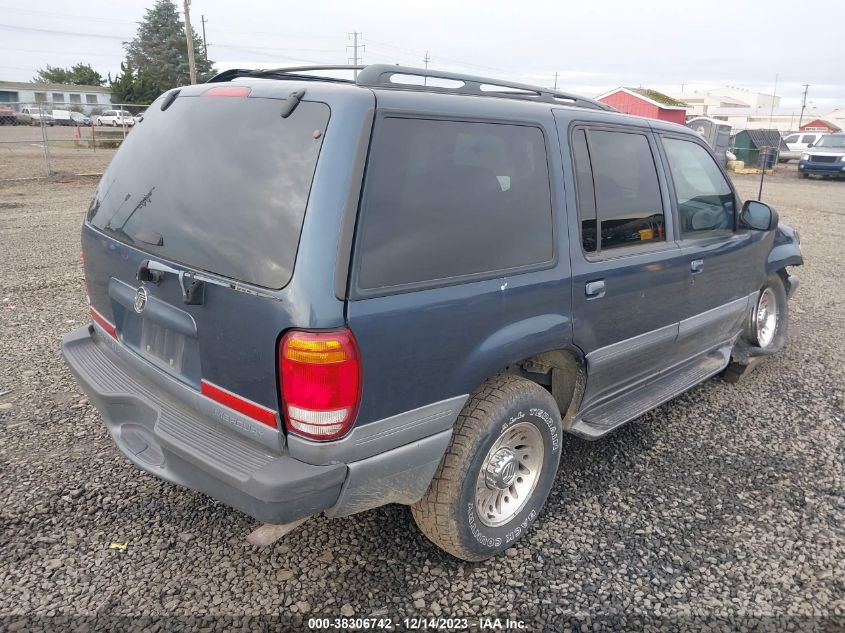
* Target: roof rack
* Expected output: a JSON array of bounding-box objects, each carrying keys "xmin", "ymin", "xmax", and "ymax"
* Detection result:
[
  {"xmin": 356, "ymin": 65, "xmax": 613, "ymax": 111},
  {"xmin": 207, "ymin": 63, "xmax": 613, "ymax": 111}
]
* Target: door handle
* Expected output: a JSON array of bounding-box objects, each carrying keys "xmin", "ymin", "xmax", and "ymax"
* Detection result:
[
  {"xmin": 585, "ymin": 279, "xmax": 606, "ymax": 299},
  {"xmin": 690, "ymin": 259, "xmax": 704, "ymax": 274}
]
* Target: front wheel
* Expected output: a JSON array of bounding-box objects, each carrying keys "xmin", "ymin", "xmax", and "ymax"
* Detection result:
[
  {"xmin": 411, "ymin": 374, "xmax": 562, "ymax": 561},
  {"xmin": 752, "ymin": 274, "xmax": 789, "ymax": 352}
]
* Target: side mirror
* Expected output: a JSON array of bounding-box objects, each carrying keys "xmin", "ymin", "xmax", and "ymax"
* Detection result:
[
  {"xmin": 807, "ymin": 143, "xmax": 814, "ymax": 148},
  {"xmin": 740, "ymin": 200, "xmax": 778, "ymax": 231}
]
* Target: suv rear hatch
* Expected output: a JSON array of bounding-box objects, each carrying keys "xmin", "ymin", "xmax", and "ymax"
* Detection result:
[{"xmin": 82, "ymin": 85, "xmax": 331, "ymax": 441}]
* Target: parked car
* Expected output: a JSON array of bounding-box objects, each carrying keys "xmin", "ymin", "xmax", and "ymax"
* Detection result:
[
  {"xmin": 51, "ymin": 109, "xmax": 75, "ymax": 126},
  {"xmin": 95, "ymin": 109, "xmax": 135, "ymax": 127},
  {"xmin": 798, "ymin": 133, "xmax": 845, "ymax": 179},
  {"xmin": 13, "ymin": 111, "xmax": 32, "ymax": 126},
  {"xmin": 69, "ymin": 111, "xmax": 92, "ymax": 127},
  {"xmin": 62, "ymin": 65, "xmax": 803, "ymax": 561},
  {"xmin": 20, "ymin": 106, "xmax": 54, "ymax": 126},
  {"xmin": 132, "ymin": 110, "xmax": 146, "ymax": 125},
  {"xmin": 780, "ymin": 131, "xmax": 827, "ymax": 162},
  {"xmin": 0, "ymin": 106, "xmax": 15, "ymax": 125}
]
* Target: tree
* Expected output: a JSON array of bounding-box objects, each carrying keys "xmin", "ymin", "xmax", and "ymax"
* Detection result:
[
  {"xmin": 123, "ymin": 0, "xmax": 214, "ymax": 98},
  {"xmin": 109, "ymin": 62, "xmax": 160, "ymax": 105},
  {"xmin": 33, "ymin": 63, "xmax": 105, "ymax": 86}
]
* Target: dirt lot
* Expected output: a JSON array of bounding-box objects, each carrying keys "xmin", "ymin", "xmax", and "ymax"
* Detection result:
[
  {"xmin": 0, "ymin": 160, "xmax": 843, "ymax": 631},
  {"xmin": 0, "ymin": 125, "xmax": 119, "ymax": 180}
]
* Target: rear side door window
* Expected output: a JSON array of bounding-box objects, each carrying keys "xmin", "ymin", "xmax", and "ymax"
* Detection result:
[
  {"xmin": 662, "ymin": 137, "xmax": 735, "ymax": 237},
  {"xmin": 355, "ymin": 117, "xmax": 554, "ymax": 292},
  {"xmin": 571, "ymin": 127, "xmax": 665, "ymax": 253}
]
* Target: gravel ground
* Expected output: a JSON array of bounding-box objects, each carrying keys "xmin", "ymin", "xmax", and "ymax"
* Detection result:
[
  {"xmin": 0, "ymin": 163, "xmax": 843, "ymax": 632},
  {"xmin": 0, "ymin": 126, "xmax": 117, "ymax": 180}
]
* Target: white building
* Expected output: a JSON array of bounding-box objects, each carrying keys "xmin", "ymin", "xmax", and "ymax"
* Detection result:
[
  {"xmin": 708, "ymin": 106, "xmax": 828, "ymax": 133},
  {"xmin": 0, "ymin": 80, "xmax": 112, "ymax": 113},
  {"xmin": 666, "ymin": 91, "xmax": 748, "ymax": 117},
  {"xmin": 824, "ymin": 108, "xmax": 845, "ymax": 132},
  {"xmin": 702, "ymin": 86, "xmax": 780, "ymax": 110}
]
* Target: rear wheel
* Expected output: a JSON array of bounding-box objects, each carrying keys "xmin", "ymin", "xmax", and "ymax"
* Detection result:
[{"xmin": 411, "ymin": 374, "xmax": 562, "ymax": 561}]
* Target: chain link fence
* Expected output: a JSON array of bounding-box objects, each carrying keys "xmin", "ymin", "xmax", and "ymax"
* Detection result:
[{"xmin": 0, "ymin": 101, "xmax": 150, "ymax": 181}]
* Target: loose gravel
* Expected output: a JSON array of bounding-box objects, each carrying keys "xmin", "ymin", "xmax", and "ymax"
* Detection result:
[{"xmin": 0, "ymin": 163, "xmax": 843, "ymax": 632}]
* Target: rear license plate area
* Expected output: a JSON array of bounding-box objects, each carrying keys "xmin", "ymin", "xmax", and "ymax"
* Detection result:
[{"xmin": 139, "ymin": 319, "xmax": 186, "ymax": 372}]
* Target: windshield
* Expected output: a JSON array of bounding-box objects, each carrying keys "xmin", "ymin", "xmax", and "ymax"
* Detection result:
[
  {"xmin": 87, "ymin": 95, "xmax": 329, "ymax": 289},
  {"xmin": 816, "ymin": 135, "xmax": 845, "ymax": 149}
]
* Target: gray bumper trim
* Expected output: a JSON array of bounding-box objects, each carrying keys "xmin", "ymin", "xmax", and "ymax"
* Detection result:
[{"xmin": 288, "ymin": 395, "xmax": 468, "ymax": 465}]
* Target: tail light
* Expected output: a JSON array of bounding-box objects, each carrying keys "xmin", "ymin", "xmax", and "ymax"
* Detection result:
[{"xmin": 279, "ymin": 329, "xmax": 361, "ymax": 441}]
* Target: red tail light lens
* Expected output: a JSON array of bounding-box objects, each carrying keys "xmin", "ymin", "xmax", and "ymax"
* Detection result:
[{"xmin": 279, "ymin": 329, "xmax": 361, "ymax": 441}]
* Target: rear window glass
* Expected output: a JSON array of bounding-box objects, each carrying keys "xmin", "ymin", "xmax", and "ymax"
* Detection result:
[
  {"xmin": 87, "ymin": 95, "xmax": 329, "ymax": 289},
  {"xmin": 356, "ymin": 117, "xmax": 553, "ymax": 290}
]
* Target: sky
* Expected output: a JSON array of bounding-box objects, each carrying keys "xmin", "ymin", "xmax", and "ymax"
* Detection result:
[{"xmin": 1, "ymin": 0, "xmax": 843, "ymax": 113}]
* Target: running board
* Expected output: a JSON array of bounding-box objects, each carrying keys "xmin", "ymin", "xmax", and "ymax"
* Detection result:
[{"xmin": 571, "ymin": 347, "xmax": 731, "ymax": 439}]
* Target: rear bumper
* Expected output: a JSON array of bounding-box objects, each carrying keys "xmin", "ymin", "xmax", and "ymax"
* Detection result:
[{"xmin": 61, "ymin": 326, "xmax": 346, "ymax": 524}]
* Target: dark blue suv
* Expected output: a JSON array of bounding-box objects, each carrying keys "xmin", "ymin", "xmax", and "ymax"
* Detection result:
[{"xmin": 62, "ymin": 65, "xmax": 802, "ymax": 561}]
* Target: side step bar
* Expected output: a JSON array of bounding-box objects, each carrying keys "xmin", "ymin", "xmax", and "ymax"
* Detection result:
[{"xmin": 571, "ymin": 347, "xmax": 731, "ymax": 439}]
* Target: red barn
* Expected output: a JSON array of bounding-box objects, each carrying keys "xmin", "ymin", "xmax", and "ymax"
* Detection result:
[
  {"xmin": 596, "ymin": 87, "xmax": 687, "ymax": 124},
  {"xmin": 799, "ymin": 119, "xmax": 841, "ymax": 133}
]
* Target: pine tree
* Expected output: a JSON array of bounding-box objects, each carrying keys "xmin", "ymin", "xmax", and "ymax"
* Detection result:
[{"xmin": 122, "ymin": 0, "xmax": 214, "ymax": 98}]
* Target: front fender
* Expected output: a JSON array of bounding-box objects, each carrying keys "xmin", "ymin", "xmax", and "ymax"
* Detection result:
[{"xmin": 767, "ymin": 222, "xmax": 803, "ymax": 277}]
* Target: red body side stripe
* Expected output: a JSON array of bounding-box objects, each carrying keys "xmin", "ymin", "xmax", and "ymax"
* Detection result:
[
  {"xmin": 200, "ymin": 379, "xmax": 278, "ymax": 428},
  {"xmin": 89, "ymin": 306, "xmax": 117, "ymax": 339}
]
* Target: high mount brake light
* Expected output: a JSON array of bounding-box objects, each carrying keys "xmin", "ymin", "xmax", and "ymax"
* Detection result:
[
  {"xmin": 279, "ymin": 329, "xmax": 361, "ymax": 441},
  {"xmin": 201, "ymin": 86, "xmax": 252, "ymax": 98}
]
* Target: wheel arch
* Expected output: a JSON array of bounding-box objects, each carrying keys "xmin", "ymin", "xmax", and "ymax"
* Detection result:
[{"xmin": 501, "ymin": 347, "xmax": 587, "ymax": 431}]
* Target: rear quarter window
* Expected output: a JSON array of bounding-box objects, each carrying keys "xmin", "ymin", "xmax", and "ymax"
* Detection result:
[{"xmin": 355, "ymin": 117, "xmax": 554, "ymax": 291}]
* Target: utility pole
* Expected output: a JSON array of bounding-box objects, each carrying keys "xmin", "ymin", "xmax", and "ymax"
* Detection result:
[
  {"xmin": 423, "ymin": 51, "xmax": 430, "ymax": 85},
  {"xmin": 201, "ymin": 14, "xmax": 208, "ymax": 63},
  {"xmin": 798, "ymin": 83, "xmax": 810, "ymax": 129},
  {"xmin": 767, "ymin": 73, "xmax": 778, "ymax": 128},
  {"xmin": 347, "ymin": 32, "xmax": 364, "ymax": 79},
  {"xmin": 183, "ymin": 0, "xmax": 197, "ymax": 84},
  {"xmin": 553, "ymin": 72, "xmax": 558, "ymax": 90}
]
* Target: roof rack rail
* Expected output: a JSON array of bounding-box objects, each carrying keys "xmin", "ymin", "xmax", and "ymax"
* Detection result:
[
  {"xmin": 355, "ymin": 64, "xmax": 613, "ymax": 111},
  {"xmin": 206, "ymin": 63, "xmax": 613, "ymax": 112},
  {"xmin": 207, "ymin": 65, "xmax": 363, "ymax": 84}
]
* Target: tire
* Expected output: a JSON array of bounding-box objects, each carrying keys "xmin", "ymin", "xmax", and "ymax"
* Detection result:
[
  {"xmin": 112, "ymin": 120, "xmax": 117, "ymax": 127},
  {"xmin": 751, "ymin": 273, "xmax": 789, "ymax": 352},
  {"xmin": 800, "ymin": 172, "xmax": 809, "ymax": 179},
  {"xmin": 411, "ymin": 374, "xmax": 562, "ymax": 561}
]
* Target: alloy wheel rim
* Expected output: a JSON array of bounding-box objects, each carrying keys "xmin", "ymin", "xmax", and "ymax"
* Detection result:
[
  {"xmin": 756, "ymin": 287, "xmax": 778, "ymax": 348},
  {"xmin": 474, "ymin": 421, "xmax": 544, "ymax": 527}
]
